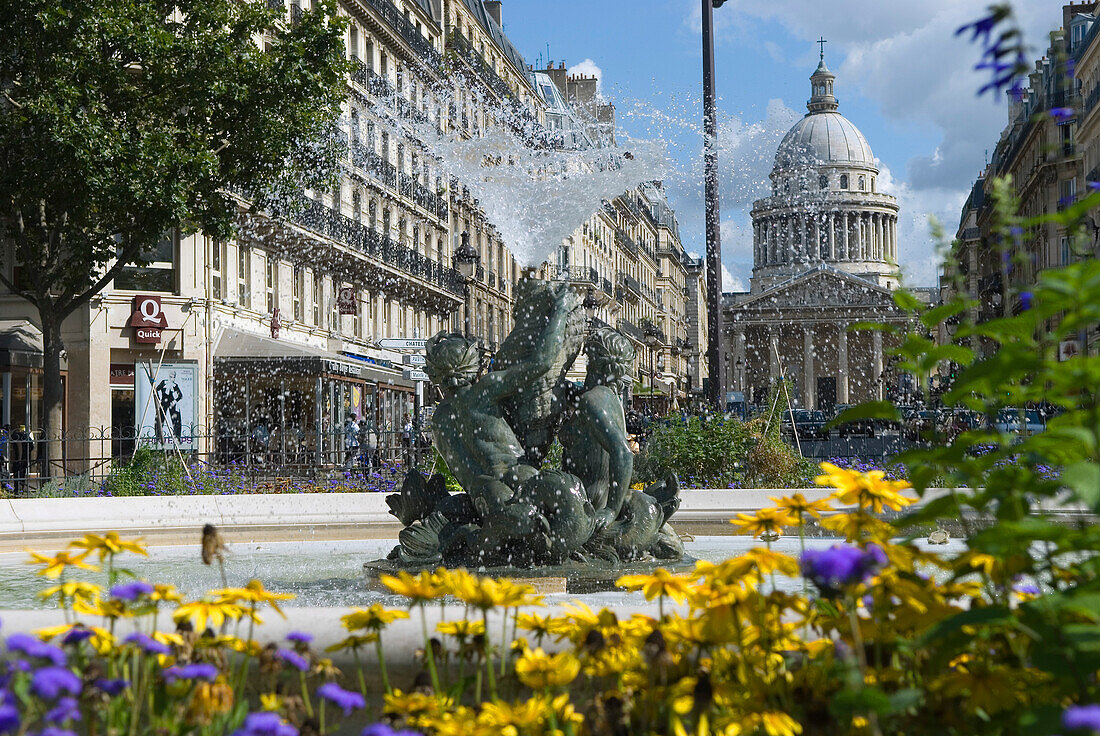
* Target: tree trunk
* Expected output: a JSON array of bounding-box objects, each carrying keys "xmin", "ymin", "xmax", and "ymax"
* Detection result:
[{"xmin": 40, "ymin": 312, "xmax": 65, "ymax": 481}]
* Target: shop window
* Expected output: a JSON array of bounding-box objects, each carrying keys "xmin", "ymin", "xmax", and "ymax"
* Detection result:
[
  {"xmin": 292, "ymin": 266, "xmax": 303, "ymax": 322},
  {"xmin": 116, "ymin": 231, "xmax": 176, "ymax": 292},
  {"xmin": 237, "ymin": 247, "xmax": 250, "ymax": 308},
  {"xmin": 265, "ymin": 257, "xmax": 277, "ymax": 314}
]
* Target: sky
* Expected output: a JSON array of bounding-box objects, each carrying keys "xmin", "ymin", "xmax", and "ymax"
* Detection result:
[{"xmin": 497, "ymin": 0, "xmax": 1060, "ymax": 288}]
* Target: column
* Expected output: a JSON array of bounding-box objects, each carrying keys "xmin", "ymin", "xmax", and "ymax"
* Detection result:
[
  {"xmin": 837, "ymin": 323, "xmax": 849, "ymax": 404},
  {"xmin": 732, "ymin": 328, "xmax": 746, "ymax": 392},
  {"xmin": 876, "ymin": 214, "xmax": 884, "ymax": 260},
  {"xmin": 841, "ymin": 212, "xmax": 849, "ymax": 260},
  {"xmin": 767, "ymin": 325, "xmax": 780, "ymax": 387},
  {"xmin": 803, "ymin": 326, "xmax": 815, "ymax": 409},
  {"xmin": 891, "ymin": 216, "xmax": 898, "ymax": 261},
  {"xmin": 872, "ymin": 329, "xmax": 884, "ymax": 401},
  {"xmin": 827, "ymin": 213, "xmax": 836, "ymax": 260}
]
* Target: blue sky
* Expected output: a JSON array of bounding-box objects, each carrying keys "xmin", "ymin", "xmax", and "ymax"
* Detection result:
[{"xmin": 498, "ymin": 0, "xmax": 1059, "ymax": 287}]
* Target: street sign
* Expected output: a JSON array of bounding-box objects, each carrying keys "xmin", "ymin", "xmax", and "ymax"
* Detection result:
[
  {"xmin": 403, "ymin": 368, "xmax": 429, "ymax": 382},
  {"xmin": 379, "ymin": 338, "xmax": 427, "ymax": 350},
  {"xmin": 403, "ymin": 353, "xmax": 426, "ymax": 366}
]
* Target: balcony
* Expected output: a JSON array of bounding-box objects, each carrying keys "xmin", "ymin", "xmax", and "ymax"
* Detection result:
[
  {"xmin": 447, "ymin": 28, "xmax": 513, "ymax": 101},
  {"xmin": 553, "ymin": 265, "xmax": 598, "ymax": 285},
  {"xmin": 362, "ymin": 0, "xmax": 444, "ymax": 72},
  {"xmin": 617, "ymin": 318, "xmax": 645, "ymax": 343},
  {"xmin": 617, "ymin": 271, "xmax": 641, "ymax": 302},
  {"xmin": 260, "ymin": 193, "xmax": 464, "ymax": 296},
  {"xmin": 615, "ymin": 229, "xmax": 639, "ymax": 258}
]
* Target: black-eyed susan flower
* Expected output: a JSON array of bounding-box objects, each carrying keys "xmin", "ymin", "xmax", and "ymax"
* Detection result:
[
  {"xmin": 68, "ymin": 532, "xmax": 147, "ymax": 560},
  {"xmin": 514, "ymin": 648, "xmax": 580, "ymax": 689},
  {"xmin": 26, "ymin": 549, "xmax": 99, "ymax": 578},
  {"xmin": 730, "ymin": 507, "xmax": 792, "ymax": 538}
]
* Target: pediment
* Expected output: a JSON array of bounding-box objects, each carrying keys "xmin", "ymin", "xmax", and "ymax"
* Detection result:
[{"xmin": 735, "ymin": 267, "xmax": 900, "ymax": 312}]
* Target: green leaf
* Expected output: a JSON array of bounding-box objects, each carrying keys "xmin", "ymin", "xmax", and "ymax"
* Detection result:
[
  {"xmin": 892, "ymin": 290, "xmax": 923, "ymax": 312},
  {"xmin": 1061, "ymin": 462, "xmax": 1100, "ymax": 508},
  {"xmin": 918, "ymin": 605, "xmax": 1013, "ymax": 648},
  {"xmin": 826, "ymin": 401, "xmax": 899, "ymax": 430}
]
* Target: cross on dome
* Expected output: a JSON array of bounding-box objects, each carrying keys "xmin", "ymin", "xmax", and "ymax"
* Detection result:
[{"xmin": 817, "ymin": 36, "xmax": 827, "ymax": 60}]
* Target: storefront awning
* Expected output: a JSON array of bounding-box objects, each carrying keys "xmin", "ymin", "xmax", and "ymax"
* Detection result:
[
  {"xmin": 0, "ymin": 319, "xmax": 67, "ymax": 370},
  {"xmin": 213, "ymin": 327, "xmax": 411, "ymax": 386}
]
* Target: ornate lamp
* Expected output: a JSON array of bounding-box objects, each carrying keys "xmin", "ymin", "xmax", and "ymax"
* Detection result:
[
  {"xmin": 453, "ymin": 231, "xmax": 479, "ymax": 281},
  {"xmin": 582, "ymin": 287, "xmax": 599, "ymax": 323}
]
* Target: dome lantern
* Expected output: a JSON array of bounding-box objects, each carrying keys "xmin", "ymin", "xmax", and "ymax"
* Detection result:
[{"xmin": 807, "ymin": 38, "xmax": 838, "ymax": 114}]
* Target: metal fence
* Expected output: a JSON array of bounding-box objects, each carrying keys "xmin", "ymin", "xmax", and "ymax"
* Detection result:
[
  {"xmin": 789, "ymin": 436, "xmax": 915, "ymax": 461},
  {"xmin": 0, "ymin": 426, "xmax": 432, "ymax": 496}
]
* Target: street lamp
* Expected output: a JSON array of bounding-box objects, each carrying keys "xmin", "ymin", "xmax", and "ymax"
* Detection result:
[
  {"xmin": 582, "ymin": 286, "xmax": 599, "ymax": 326},
  {"xmin": 736, "ymin": 357, "xmax": 743, "ymax": 391},
  {"xmin": 453, "ymin": 231, "xmax": 479, "ymax": 339},
  {"xmin": 644, "ymin": 321, "xmax": 662, "ymax": 406},
  {"xmin": 702, "ymin": 0, "xmax": 727, "ymax": 410}
]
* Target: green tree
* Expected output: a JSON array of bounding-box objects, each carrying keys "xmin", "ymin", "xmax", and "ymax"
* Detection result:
[{"xmin": 0, "ymin": 0, "xmax": 348, "ymax": 468}]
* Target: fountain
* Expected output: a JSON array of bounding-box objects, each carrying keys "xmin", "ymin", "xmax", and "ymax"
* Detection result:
[{"xmin": 365, "ymin": 280, "xmax": 692, "ymax": 591}]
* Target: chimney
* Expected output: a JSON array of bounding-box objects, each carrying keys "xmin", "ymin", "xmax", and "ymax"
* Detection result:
[{"xmin": 484, "ymin": 0, "xmax": 502, "ymax": 26}]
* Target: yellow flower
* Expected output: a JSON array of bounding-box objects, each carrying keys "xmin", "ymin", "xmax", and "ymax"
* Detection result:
[
  {"xmin": 69, "ymin": 532, "xmax": 148, "ymax": 561},
  {"xmin": 819, "ymin": 511, "xmax": 895, "ymax": 543},
  {"xmin": 37, "ymin": 581, "xmax": 102, "ymax": 609},
  {"xmin": 742, "ymin": 711, "xmax": 803, "ymax": 736},
  {"xmin": 153, "ymin": 631, "xmax": 185, "ymax": 649},
  {"xmin": 730, "ymin": 507, "xmax": 792, "ymax": 537},
  {"xmin": 260, "ymin": 693, "xmax": 284, "ymax": 712},
  {"xmin": 770, "ymin": 493, "xmax": 832, "ymax": 521},
  {"xmin": 815, "ymin": 462, "xmax": 914, "ymax": 513},
  {"xmin": 151, "ymin": 583, "xmax": 183, "ymax": 604},
  {"xmin": 495, "ymin": 579, "xmax": 544, "ymax": 608},
  {"xmin": 187, "ymin": 678, "xmax": 234, "ymax": 725},
  {"xmin": 380, "ymin": 570, "xmax": 444, "ymax": 603},
  {"xmin": 214, "ymin": 580, "xmax": 294, "ymax": 618},
  {"xmin": 617, "ymin": 569, "xmax": 694, "ymax": 604},
  {"xmin": 326, "ymin": 633, "xmax": 378, "ymax": 653},
  {"xmin": 37, "ymin": 623, "xmax": 115, "ymax": 654},
  {"xmin": 449, "ymin": 574, "xmax": 509, "ymax": 610},
  {"xmin": 342, "ymin": 603, "xmax": 410, "ymax": 632},
  {"xmin": 437, "ymin": 619, "xmax": 486, "ymax": 638},
  {"xmin": 26, "ymin": 549, "xmax": 99, "ymax": 579},
  {"xmin": 516, "ymin": 612, "xmax": 555, "ymax": 638},
  {"xmin": 173, "ymin": 599, "xmax": 245, "ymax": 631},
  {"xmin": 514, "ymin": 648, "xmax": 581, "ymax": 689}
]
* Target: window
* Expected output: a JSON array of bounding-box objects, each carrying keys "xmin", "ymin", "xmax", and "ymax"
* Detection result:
[
  {"xmin": 211, "ymin": 240, "xmax": 224, "ymax": 300},
  {"xmin": 116, "ymin": 231, "xmax": 176, "ymax": 292},
  {"xmin": 330, "ymin": 285, "xmax": 340, "ymax": 331},
  {"xmin": 858, "ymin": 176, "xmax": 866, "ymax": 191},
  {"xmin": 840, "ymin": 174, "xmax": 849, "ymax": 189},
  {"xmin": 871, "ymin": 177, "xmax": 876, "ymax": 193},
  {"xmin": 352, "ymin": 189, "xmax": 361, "ymax": 223},
  {"xmin": 1060, "ymin": 178, "xmax": 1078, "ymax": 210},
  {"xmin": 349, "ymin": 25, "xmax": 358, "ymax": 59},
  {"xmin": 819, "ymin": 175, "xmax": 828, "ymax": 190},
  {"xmin": 237, "ymin": 246, "xmax": 250, "ymax": 308},
  {"xmin": 292, "ymin": 266, "xmax": 303, "ymax": 322},
  {"xmin": 312, "ymin": 273, "xmax": 322, "ymax": 325},
  {"xmin": 265, "ymin": 257, "xmax": 277, "ymax": 314}
]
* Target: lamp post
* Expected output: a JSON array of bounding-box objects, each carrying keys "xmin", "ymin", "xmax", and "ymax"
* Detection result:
[
  {"xmin": 736, "ymin": 357, "xmax": 743, "ymax": 391},
  {"xmin": 702, "ymin": 0, "xmax": 727, "ymax": 410},
  {"xmin": 453, "ymin": 231, "xmax": 479, "ymax": 339},
  {"xmin": 582, "ymin": 286, "xmax": 599, "ymax": 329},
  {"xmin": 643, "ymin": 321, "xmax": 662, "ymax": 407}
]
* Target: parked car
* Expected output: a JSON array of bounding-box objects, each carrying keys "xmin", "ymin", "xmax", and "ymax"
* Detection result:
[
  {"xmin": 903, "ymin": 409, "xmax": 941, "ymax": 441},
  {"xmin": 832, "ymin": 404, "xmax": 875, "ymax": 438},
  {"xmin": 940, "ymin": 409, "xmax": 982, "ymax": 439},
  {"xmin": 782, "ymin": 409, "xmax": 831, "ymax": 440},
  {"xmin": 994, "ymin": 407, "xmax": 1045, "ymax": 435}
]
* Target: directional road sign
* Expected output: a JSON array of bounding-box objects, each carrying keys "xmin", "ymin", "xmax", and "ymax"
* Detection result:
[
  {"xmin": 378, "ymin": 338, "xmax": 427, "ymax": 350},
  {"xmin": 403, "ymin": 368, "xmax": 429, "ymax": 382},
  {"xmin": 403, "ymin": 353, "xmax": 426, "ymax": 366}
]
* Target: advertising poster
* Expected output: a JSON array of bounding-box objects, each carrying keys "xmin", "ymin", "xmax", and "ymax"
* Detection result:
[{"xmin": 135, "ymin": 362, "xmax": 197, "ymax": 451}]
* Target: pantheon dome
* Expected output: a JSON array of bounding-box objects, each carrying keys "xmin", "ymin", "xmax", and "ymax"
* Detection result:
[{"xmin": 749, "ymin": 55, "xmax": 900, "ymax": 291}]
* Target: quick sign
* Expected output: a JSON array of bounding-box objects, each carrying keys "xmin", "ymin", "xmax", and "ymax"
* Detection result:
[
  {"xmin": 337, "ymin": 286, "xmax": 358, "ymax": 315},
  {"xmin": 128, "ymin": 295, "xmax": 168, "ymax": 344}
]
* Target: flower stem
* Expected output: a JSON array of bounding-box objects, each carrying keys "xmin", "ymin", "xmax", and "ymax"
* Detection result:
[{"xmin": 419, "ymin": 605, "xmax": 441, "ymax": 693}]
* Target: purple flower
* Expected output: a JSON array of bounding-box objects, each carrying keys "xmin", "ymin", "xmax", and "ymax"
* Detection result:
[
  {"xmin": 0, "ymin": 704, "xmax": 19, "ymax": 735},
  {"xmin": 6, "ymin": 634, "xmax": 66, "ymax": 667},
  {"xmin": 110, "ymin": 581, "xmax": 154, "ymax": 601},
  {"xmin": 955, "ymin": 11, "xmax": 1001, "ymax": 44},
  {"xmin": 30, "ymin": 667, "xmax": 81, "ymax": 700},
  {"xmin": 34, "ymin": 728, "xmax": 77, "ymax": 736},
  {"xmin": 1088, "ymin": 181, "xmax": 1100, "ymax": 191},
  {"xmin": 362, "ymin": 725, "xmax": 421, "ymax": 736},
  {"xmin": 123, "ymin": 633, "xmax": 171, "ymax": 656},
  {"xmin": 163, "ymin": 663, "xmax": 218, "ymax": 684},
  {"xmin": 285, "ymin": 631, "xmax": 313, "ymax": 644},
  {"xmin": 44, "ymin": 697, "xmax": 81, "ymax": 724},
  {"xmin": 801, "ymin": 544, "xmax": 887, "ymax": 598},
  {"xmin": 275, "ymin": 648, "xmax": 309, "ymax": 672},
  {"xmin": 1019, "ymin": 291, "xmax": 1032, "ymax": 311},
  {"xmin": 60, "ymin": 628, "xmax": 93, "ymax": 647},
  {"xmin": 1064, "ymin": 704, "xmax": 1100, "ymax": 732},
  {"xmin": 93, "ymin": 678, "xmax": 129, "ymax": 696},
  {"xmin": 232, "ymin": 712, "xmax": 298, "ymax": 736},
  {"xmin": 1050, "ymin": 107, "xmax": 1075, "ymax": 123},
  {"xmin": 317, "ymin": 682, "xmax": 365, "ymax": 715}
]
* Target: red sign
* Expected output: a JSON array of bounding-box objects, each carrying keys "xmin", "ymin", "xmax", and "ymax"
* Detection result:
[
  {"xmin": 337, "ymin": 286, "xmax": 358, "ymax": 315},
  {"xmin": 270, "ymin": 308, "xmax": 281, "ymax": 339},
  {"xmin": 109, "ymin": 364, "xmax": 135, "ymax": 387},
  {"xmin": 128, "ymin": 295, "xmax": 168, "ymax": 344}
]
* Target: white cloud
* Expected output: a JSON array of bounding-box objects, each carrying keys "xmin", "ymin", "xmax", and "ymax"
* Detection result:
[
  {"xmin": 567, "ymin": 58, "xmax": 603, "ymax": 94},
  {"xmin": 722, "ymin": 263, "xmax": 746, "ymax": 292},
  {"xmin": 676, "ymin": 0, "xmax": 1058, "ymax": 285}
]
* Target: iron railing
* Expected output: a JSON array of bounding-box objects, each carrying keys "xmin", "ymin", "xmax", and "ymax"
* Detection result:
[{"xmin": 362, "ymin": 0, "xmax": 444, "ymax": 71}]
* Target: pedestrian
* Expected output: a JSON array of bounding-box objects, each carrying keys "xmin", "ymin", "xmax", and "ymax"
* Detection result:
[
  {"xmin": 343, "ymin": 413, "xmax": 360, "ymax": 469},
  {"xmin": 251, "ymin": 412, "xmax": 270, "ymax": 466},
  {"xmin": 358, "ymin": 418, "xmax": 377, "ymax": 472},
  {"xmin": 401, "ymin": 412, "xmax": 413, "ymax": 465}
]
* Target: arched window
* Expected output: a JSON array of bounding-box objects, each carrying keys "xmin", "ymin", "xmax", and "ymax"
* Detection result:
[
  {"xmin": 858, "ymin": 176, "xmax": 866, "ymax": 191},
  {"xmin": 840, "ymin": 174, "xmax": 849, "ymax": 189},
  {"xmin": 819, "ymin": 175, "xmax": 828, "ymax": 190}
]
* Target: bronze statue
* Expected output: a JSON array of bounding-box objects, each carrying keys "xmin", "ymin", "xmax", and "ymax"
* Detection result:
[{"xmin": 385, "ymin": 279, "xmax": 682, "ymax": 569}]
